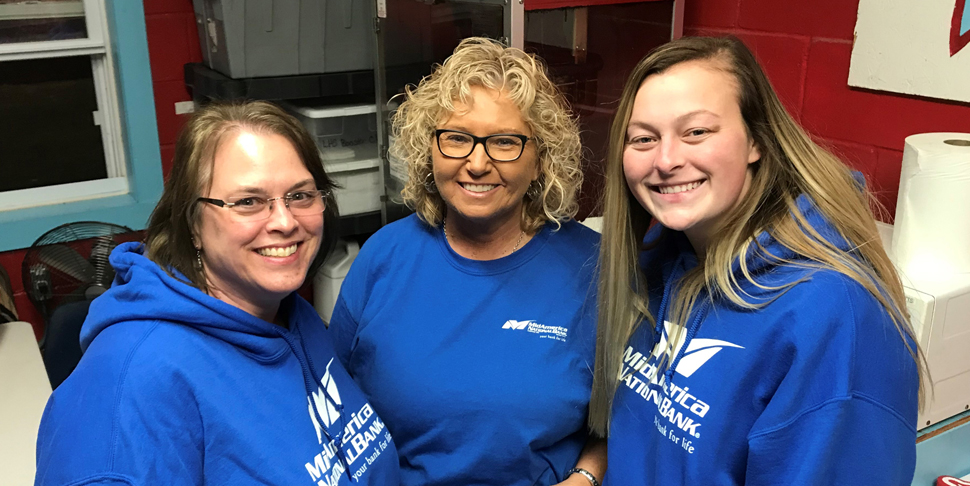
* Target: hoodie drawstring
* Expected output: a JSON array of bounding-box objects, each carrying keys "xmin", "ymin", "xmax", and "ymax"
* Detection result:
[
  {"xmin": 654, "ymin": 258, "xmax": 708, "ymax": 387},
  {"xmin": 654, "ymin": 276, "xmax": 673, "ymax": 341},
  {"xmin": 281, "ymin": 326, "xmax": 354, "ymax": 483},
  {"xmin": 664, "ymin": 300, "xmax": 708, "ymax": 386}
]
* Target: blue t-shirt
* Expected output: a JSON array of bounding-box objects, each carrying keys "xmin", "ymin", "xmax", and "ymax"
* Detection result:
[
  {"xmin": 329, "ymin": 215, "xmax": 600, "ymax": 486},
  {"xmin": 605, "ymin": 196, "xmax": 920, "ymax": 484},
  {"xmin": 35, "ymin": 243, "xmax": 400, "ymax": 486}
]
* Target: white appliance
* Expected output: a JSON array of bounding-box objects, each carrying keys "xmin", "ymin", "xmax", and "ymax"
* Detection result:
[
  {"xmin": 905, "ymin": 273, "xmax": 970, "ymax": 429},
  {"xmin": 880, "ymin": 222, "xmax": 970, "ymax": 429}
]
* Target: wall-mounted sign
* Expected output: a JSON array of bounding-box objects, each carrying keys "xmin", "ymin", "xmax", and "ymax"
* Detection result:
[{"xmin": 849, "ymin": 0, "xmax": 970, "ymax": 103}]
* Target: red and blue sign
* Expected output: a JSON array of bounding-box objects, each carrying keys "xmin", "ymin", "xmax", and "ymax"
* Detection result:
[{"xmin": 952, "ymin": 0, "xmax": 970, "ymax": 55}]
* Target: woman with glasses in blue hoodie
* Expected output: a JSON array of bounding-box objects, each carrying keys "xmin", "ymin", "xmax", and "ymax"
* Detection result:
[
  {"xmin": 590, "ymin": 36, "xmax": 924, "ymax": 484},
  {"xmin": 35, "ymin": 101, "xmax": 400, "ymax": 486}
]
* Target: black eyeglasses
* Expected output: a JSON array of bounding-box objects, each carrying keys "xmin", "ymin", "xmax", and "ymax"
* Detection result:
[
  {"xmin": 435, "ymin": 129, "xmax": 532, "ymax": 162},
  {"xmin": 197, "ymin": 189, "xmax": 329, "ymax": 222}
]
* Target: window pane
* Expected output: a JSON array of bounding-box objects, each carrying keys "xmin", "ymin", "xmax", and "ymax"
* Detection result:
[
  {"xmin": 0, "ymin": 0, "xmax": 87, "ymax": 44},
  {"xmin": 0, "ymin": 55, "xmax": 106, "ymax": 193}
]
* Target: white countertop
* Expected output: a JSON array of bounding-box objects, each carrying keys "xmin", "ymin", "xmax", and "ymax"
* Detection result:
[{"xmin": 0, "ymin": 321, "xmax": 52, "ymax": 485}]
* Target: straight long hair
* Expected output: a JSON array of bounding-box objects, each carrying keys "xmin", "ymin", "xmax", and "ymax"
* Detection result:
[{"xmin": 589, "ymin": 36, "xmax": 926, "ymax": 436}]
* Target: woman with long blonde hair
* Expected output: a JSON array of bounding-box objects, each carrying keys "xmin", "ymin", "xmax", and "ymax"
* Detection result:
[{"xmin": 590, "ymin": 36, "xmax": 924, "ymax": 483}]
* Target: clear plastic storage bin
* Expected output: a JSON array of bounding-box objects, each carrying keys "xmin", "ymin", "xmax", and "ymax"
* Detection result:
[{"xmin": 282, "ymin": 102, "xmax": 381, "ymax": 216}]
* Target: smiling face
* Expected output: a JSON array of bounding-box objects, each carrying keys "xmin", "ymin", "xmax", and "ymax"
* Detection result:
[
  {"xmin": 432, "ymin": 86, "xmax": 539, "ymax": 233},
  {"xmin": 196, "ymin": 129, "xmax": 323, "ymax": 321},
  {"xmin": 622, "ymin": 60, "xmax": 761, "ymax": 253}
]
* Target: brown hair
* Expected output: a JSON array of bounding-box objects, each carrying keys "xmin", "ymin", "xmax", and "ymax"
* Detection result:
[{"xmin": 145, "ymin": 101, "xmax": 338, "ymax": 291}]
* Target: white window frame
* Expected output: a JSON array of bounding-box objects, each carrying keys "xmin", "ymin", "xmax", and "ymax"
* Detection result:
[{"xmin": 0, "ymin": 0, "xmax": 129, "ymax": 212}]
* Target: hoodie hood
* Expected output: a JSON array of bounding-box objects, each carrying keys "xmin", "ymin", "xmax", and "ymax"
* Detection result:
[
  {"xmin": 737, "ymin": 193, "xmax": 853, "ymax": 278},
  {"xmin": 43, "ymin": 241, "xmax": 399, "ymax": 485},
  {"xmin": 644, "ymin": 193, "xmax": 852, "ymax": 384},
  {"xmin": 81, "ymin": 242, "xmax": 351, "ymax": 464},
  {"xmin": 81, "ymin": 242, "xmax": 295, "ymax": 358}
]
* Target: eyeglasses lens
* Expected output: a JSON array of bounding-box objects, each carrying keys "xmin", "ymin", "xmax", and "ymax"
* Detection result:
[
  {"xmin": 226, "ymin": 191, "xmax": 326, "ymax": 221},
  {"xmin": 438, "ymin": 132, "xmax": 524, "ymax": 161}
]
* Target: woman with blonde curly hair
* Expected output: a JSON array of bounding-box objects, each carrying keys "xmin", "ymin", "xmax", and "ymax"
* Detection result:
[
  {"xmin": 592, "ymin": 36, "xmax": 923, "ymax": 483},
  {"xmin": 328, "ymin": 37, "xmax": 606, "ymax": 486}
]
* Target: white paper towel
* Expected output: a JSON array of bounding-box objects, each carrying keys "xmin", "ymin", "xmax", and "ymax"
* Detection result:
[{"xmin": 892, "ymin": 133, "xmax": 970, "ymax": 281}]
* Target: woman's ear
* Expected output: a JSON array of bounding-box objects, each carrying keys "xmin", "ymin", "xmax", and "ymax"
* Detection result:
[{"xmin": 747, "ymin": 140, "xmax": 762, "ymax": 165}]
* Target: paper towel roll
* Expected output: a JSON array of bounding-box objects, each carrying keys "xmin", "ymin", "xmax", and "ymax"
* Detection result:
[{"xmin": 892, "ymin": 133, "xmax": 970, "ymax": 281}]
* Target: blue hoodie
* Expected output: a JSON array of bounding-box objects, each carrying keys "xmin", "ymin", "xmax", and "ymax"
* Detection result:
[
  {"xmin": 605, "ymin": 195, "xmax": 920, "ymax": 484},
  {"xmin": 35, "ymin": 242, "xmax": 400, "ymax": 486}
]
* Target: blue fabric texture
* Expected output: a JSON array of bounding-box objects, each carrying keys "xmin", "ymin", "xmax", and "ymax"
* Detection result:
[
  {"xmin": 35, "ymin": 242, "xmax": 400, "ymax": 486},
  {"xmin": 605, "ymin": 195, "xmax": 920, "ymax": 484},
  {"xmin": 329, "ymin": 214, "xmax": 600, "ymax": 486}
]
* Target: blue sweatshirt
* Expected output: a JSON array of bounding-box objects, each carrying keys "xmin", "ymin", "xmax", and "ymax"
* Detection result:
[
  {"xmin": 35, "ymin": 242, "xmax": 400, "ymax": 486},
  {"xmin": 605, "ymin": 195, "xmax": 920, "ymax": 484},
  {"xmin": 330, "ymin": 214, "xmax": 600, "ymax": 486}
]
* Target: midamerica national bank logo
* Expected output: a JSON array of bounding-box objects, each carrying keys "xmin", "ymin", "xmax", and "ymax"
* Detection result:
[
  {"xmin": 502, "ymin": 319, "xmax": 568, "ymax": 342},
  {"xmin": 620, "ymin": 321, "xmax": 743, "ymax": 454},
  {"xmin": 304, "ymin": 359, "xmax": 392, "ymax": 485},
  {"xmin": 310, "ymin": 358, "xmax": 342, "ymax": 430}
]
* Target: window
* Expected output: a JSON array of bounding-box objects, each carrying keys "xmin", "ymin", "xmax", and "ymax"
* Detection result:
[
  {"xmin": 0, "ymin": 0, "xmax": 126, "ymax": 210},
  {"xmin": 0, "ymin": 0, "xmax": 163, "ymax": 251}
]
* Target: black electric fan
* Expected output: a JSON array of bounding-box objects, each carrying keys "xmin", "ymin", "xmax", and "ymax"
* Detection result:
[{"xmin": 22, "ymin": 221, "xmax": 138, "ymax": 387}]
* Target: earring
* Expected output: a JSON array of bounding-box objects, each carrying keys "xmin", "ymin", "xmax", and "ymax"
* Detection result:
[
  {"xmin": 195, "ymin": 248, "xmax": 203, "ymax": 270},
  {"xmin": 526, "ymin": 179, "xmax": 543, "ymax": 200},
  {"xmin": 424, "ymin": 171, "xmax": 438, "ymax": 194}
]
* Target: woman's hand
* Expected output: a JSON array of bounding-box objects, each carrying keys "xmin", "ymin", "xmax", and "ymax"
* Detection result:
[{"xmin": 555, "ymin": 437, "xmax": 606, "ymax": 486}]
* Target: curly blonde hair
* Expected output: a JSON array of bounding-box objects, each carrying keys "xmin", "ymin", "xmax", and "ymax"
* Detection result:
[{"xmin": 392, "ymin": 37, "xmax": 582, "ymax": 232}]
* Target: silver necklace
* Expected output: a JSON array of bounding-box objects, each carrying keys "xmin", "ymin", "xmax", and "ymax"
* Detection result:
[{"xmin": 443, "ymin": 219, "xmax": 525, "ymax": 254}]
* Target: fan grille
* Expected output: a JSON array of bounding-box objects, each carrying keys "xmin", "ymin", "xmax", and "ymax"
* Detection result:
[{"xmin": 22, "ymin": 221, "xmax": 140, "ymax": 325}]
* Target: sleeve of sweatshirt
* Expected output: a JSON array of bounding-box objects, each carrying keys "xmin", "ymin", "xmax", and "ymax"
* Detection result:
[
  {"xmin": 744, "ymin": 396, "xmax": 916, "ymax": 484},
  {"xmin": 744, "ymin": 273, "xmax": 918, "ymax": 485},
  {"xmin": 35, "ymin": 324, "xmax": 205, "ymax": 486},
  {"xmin": 327, "ymin": 248, "xmax": 370, "ymax": 370},
  {"xmin": 329, "ymin": 294, "xmax": 360, "ymax": 369}
]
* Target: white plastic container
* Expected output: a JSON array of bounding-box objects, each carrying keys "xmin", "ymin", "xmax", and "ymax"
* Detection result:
[
  {"xmin": 284, "ymin": 101, "xmax": 378, "ymax": 152},
  {"xmin": 314, "ymin": 239, "xmax": 360, "ymax": 324},
  {"xmin": 282, "ymin": 102, "xmax": 382, "ymax": 215},
  {"xmin": 329, "ymin": 159, "xmax": 383, "ymax": 215}
]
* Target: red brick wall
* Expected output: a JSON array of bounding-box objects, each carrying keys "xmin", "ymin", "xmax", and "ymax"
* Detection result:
[
  {"xmin": 143, "ymin": 0, "xmax": 201, "ymax": 179},
  {"xmin": 683, "ymin": 0, "xmax": 970, "ymax": 218}
]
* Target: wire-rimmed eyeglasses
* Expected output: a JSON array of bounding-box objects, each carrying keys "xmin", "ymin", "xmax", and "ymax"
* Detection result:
[
  {"xmin": 435, "ymin": 129, "xmax": 532, "ymax": 162},
  {"xmin": 196, "ymin": 189, "xmax": 329, "ymax": 222}
]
